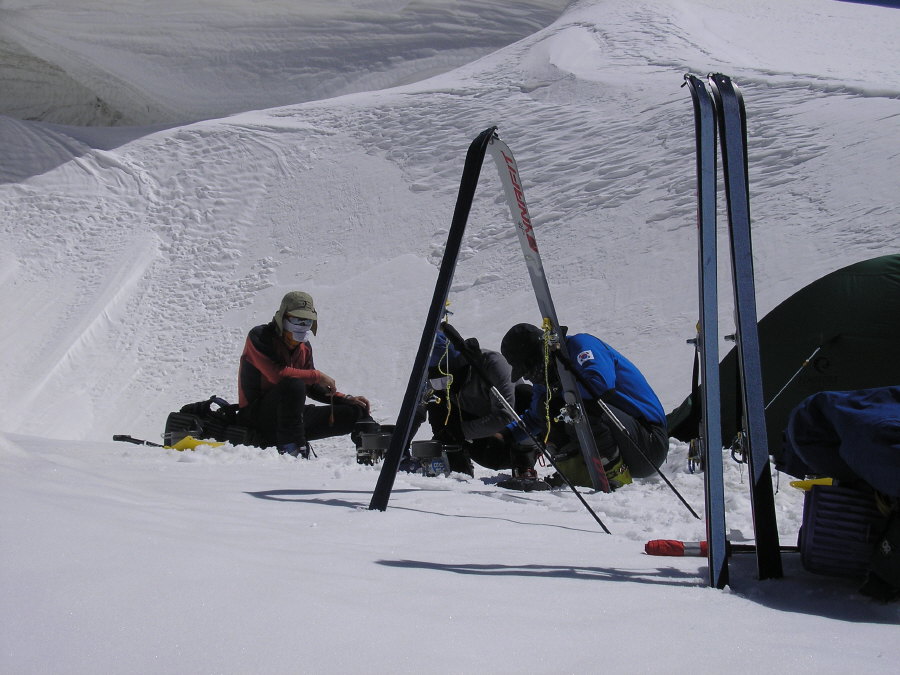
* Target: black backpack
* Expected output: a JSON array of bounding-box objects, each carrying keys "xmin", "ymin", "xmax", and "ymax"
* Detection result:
[{"xmin": 164, "ymin": 395, "xmax": 257, "ymax": 447}]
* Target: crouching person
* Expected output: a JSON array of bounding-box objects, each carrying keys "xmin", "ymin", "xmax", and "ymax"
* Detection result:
[
  {"xmin": 417, "ymin": 328, "xmax": 534, "ymax": 476},
  {"xmin": 499, "ymin": 323, "xmax": 669, "ymax": 490},
  {"xmin": 237, "ymin": 291, "xmax": 374, "ymax": 458}
]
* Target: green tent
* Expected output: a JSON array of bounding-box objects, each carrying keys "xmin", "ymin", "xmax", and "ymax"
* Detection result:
[{"xmin": 668, "ymin": 254, "xmax": 900, "ymax": 465}]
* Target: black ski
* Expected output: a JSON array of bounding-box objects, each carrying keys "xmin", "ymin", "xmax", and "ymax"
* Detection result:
[
  {"xmin": 684, "ymin": 74, "xmax": 729, "ymax": 589},
  {"xmin": 486, "ymin": 133, "xmax": 611, "ymax": 493},
  {"xmin": 708, "ymin": 73, "xmax": 783, "ymax": 580},
  {"xmin": 369, "ymin": 127, "xmax": 497, "ymax": 511}
]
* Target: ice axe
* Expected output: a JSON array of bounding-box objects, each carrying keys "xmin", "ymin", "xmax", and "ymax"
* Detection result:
[
  {"xmin": 113, "ymin": 434, "xmax": 224, "ymax": 451},
  {"xmin": 113, "ymin": 434, "xmax": 163, "ymax": 447}
]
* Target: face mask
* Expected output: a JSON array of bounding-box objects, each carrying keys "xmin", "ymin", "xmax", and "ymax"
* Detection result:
[{"xmin": 284, "ymin": 316, "xmax": 313, "ymax": 341}]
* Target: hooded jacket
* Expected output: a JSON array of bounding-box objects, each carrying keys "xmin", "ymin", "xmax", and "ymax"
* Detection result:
[{"xmin": 440, "ymin": 348, "xmax": 516, "ymax": 441}]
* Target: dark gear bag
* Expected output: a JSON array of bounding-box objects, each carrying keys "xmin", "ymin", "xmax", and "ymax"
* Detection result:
[
  {"xmin": 164, "ymin": 395, "xmax": 256, "ymax": 446},
  {"xmin": 860, "ymin": 509, "xmax": 900, "ymax": 602}
]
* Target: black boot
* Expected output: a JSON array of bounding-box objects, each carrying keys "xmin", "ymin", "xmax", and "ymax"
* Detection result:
[
  {"xmin": 278, "ymin": 441, "xmax": 312, "ymax": 459},
  {"xmin": 497, "ymin": 467, "xmax": 551, "ymax": 492}
]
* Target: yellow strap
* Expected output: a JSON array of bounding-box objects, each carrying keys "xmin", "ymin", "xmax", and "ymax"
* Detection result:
[
  {"xmin": 436, "ymin": 325, "xmax": 454, "ymax": 425},
  {"xmin": 541, "ymin": 318, "xmax": 554, "ymax": 444},
  {"xmin": 788, "ymin": 477, "xmax": 834, "ymax": 491}
]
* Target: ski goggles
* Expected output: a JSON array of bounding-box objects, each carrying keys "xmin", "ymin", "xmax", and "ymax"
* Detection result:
[{"xmin": 284, "ymin": 316, "xmax": 314, "ymax": 330}]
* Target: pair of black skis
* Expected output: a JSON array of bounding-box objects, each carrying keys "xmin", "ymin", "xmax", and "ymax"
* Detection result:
[
  {"xmin": 684, "ymin": 74, "xmax": 783, "ymax": 588},
  {"xmin": 369, "ymin": 126, "xmax": 614, "ymax": 513}
]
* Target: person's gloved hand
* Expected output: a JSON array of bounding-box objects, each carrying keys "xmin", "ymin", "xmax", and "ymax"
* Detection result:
[
  {"xmin": 317, "ymin": 372, "xmax": 337, "ymax": 394},
  {"xmin": 549, "ymin": 441, "xmax": 580, "ymax": 461},
  {"xmin": 434, "ymin": 419, "xmax": 463, "ymax": 444},
  {"xmin": 341, "ymin": 395, "xmax": 370, "ymax": 413}
]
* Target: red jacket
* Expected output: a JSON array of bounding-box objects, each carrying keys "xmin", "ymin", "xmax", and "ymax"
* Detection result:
[{"xmin": 238, "ymin": 322, "xmax": 342, "ymax": 407}]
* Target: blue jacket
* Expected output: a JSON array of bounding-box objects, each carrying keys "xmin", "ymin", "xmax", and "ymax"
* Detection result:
[{"xmin": 509, "ymin": 333, "xmax": 665, "ymax": 443}]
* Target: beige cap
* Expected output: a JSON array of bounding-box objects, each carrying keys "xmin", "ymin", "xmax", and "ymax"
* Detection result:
[{"xmin": 274, "ymin": 291, "xmax": 318, "ymax": 335}]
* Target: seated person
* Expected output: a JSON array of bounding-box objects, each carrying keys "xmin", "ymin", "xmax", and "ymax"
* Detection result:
[{"xmin": 237, "ymin": 291, "xmax": 373, "ymax": 458}]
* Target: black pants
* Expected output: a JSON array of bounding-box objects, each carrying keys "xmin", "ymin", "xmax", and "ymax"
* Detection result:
[
  {"xmin": 585, "ymin": 401, "xmax": 669, "ymax": 478},
  {"xmin": 422, "ymin": 383, "xmax": 535, "ymax": 472},
  {"xmin": 238, "ymin": 378, "xmax": 369, "ymax": 448}
]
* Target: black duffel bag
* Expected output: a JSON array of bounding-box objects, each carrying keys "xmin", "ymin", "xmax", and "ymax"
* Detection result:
[{"xmin": 164, "ymin": 395, "xmax": 257, "ymax": 447}]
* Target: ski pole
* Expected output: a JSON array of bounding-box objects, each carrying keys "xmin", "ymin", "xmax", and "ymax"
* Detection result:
[
  {"xmin": 489, "ymin": 385, "xmax": 611, "ymax": 534},
  {"xmin": 441, "ymin": 323, "xmax": 611, "ymax": 534},
  {"xmin": 113, "ymin": 434, "xmax": 164, "ymax": 447},
  {"xmin": 764, "ymin": 342, "xmax": 828, "ymax": 411},
  {"xmin": 551, "ymin": 348, "xmax": 701, "ymax": 520}
]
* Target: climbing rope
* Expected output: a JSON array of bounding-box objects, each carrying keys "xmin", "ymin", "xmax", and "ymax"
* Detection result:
[{"xmin": 540, "ymin": 318, "xmax": 555, "ymax": 444}]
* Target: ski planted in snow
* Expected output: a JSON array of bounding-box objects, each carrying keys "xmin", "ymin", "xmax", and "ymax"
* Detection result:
[
  {"xmin": 369, "ymin": 126, "xmax": 497, "ymax": 511},
  {"xmin": 486, "ymin": 132, "xmax": 611, "ymax": 493},
  {"xmin": 708, "ymin": 73, "xmax": 783, "ymax": 580},
  {"xmin": 684, "ymin": 73, "xmax": 729, "ymax": 589}
]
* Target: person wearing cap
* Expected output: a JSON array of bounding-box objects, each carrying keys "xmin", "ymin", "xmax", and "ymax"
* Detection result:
[
  {"xmin": 499, "ymin": 323, "xmax": 668, "ymax": 490},
  {"xmin": 411, "ymin": 328, "xmax": 534, "ymax": 477},
  {"xmin": 237, "ymin": 291, "xmax": 373, "ymax": 457}
]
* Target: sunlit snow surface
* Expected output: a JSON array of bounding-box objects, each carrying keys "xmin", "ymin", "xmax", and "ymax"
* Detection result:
[{"xmin": 1, "ymin": 1, "xmax": 898, "ymax": 672}]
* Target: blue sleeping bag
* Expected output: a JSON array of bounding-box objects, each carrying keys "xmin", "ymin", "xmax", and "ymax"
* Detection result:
[{"xmin": 782, "ymin": 386, "xmax": 900, "ymax": 496}]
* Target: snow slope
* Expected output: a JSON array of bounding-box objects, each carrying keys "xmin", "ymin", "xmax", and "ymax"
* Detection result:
[
  {"xmin": 0, "ymin": 0, "xmax": 569, "ymax": 125},
  {"xmin": 1, "ymin": 0, "xmax": 899, "ymax": 672}
]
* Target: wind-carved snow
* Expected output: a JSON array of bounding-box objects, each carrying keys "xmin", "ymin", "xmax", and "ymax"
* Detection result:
[{"xmin": 0, "ymin": 0, "xmax": 570, "ymax": 126}]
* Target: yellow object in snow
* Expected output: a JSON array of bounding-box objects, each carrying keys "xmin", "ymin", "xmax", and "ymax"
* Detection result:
[
  {"xmin": 168, "ymin": 436, "xmax": 225, "ymax": 451},
  {"xmin": 789, "ymin": 477, "xmax": 834, "ymax": 491}
]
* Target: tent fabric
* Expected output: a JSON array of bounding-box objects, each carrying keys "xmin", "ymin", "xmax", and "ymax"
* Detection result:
[
  {"xmin": 783, "ymin": 386, "xmax": 900, "ymax": 496},
  {"xmin": 667, "ymin": 254, "xmax": 900, "ymax": 465}
]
